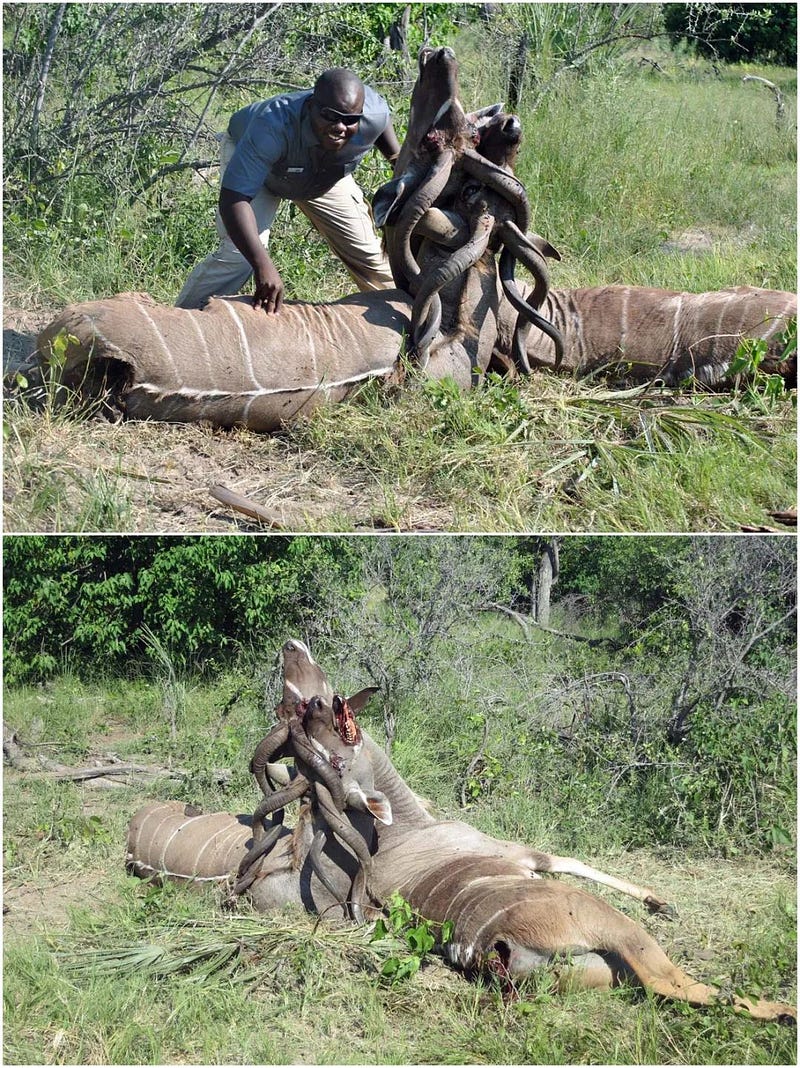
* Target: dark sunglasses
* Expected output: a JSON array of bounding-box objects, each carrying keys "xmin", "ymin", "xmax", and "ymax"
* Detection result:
[{"xmin": 316, "ymin": 104, "xmax": 362, "ymax": 126}]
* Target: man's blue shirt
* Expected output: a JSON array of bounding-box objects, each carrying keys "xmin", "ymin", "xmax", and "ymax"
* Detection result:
[{"xmin": 224, "ymin": 86, "xmax": 390, "ymax": 201}]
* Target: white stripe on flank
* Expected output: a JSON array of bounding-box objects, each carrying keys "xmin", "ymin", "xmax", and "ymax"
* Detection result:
[
  {"xmin": 159, "ymin": 820, "xmax": 189, "ymax": 870},
  {"xmin": 131, "ymin": 365, "xmax": 395, "ymax": 402},
  {"xmin": 471, "ymin": 899, "xmax": 527, "ymax": 950},
  {"xmin": 130, "ymin": 300, "xmax": 180, "ymax": 378},
  {"xmin": 87, "ymin": 318, "xmax": 127, "ymax": 357},
  {"xmin": 196, "ymin": 821, "xmax": 242, "ymax": 869},
  {"xmin": 129, "ymin": 860, "xmax": 229, "ymax": 883},
  {"xmin": 220, "ymin": 300, "xmax": 260, "ymax": 388},
  {"xmin": 670, "ymin": 294, "xmax": 684, "ymax": 362},
  {"xmin": 712, "ymin": 290, "xmax": 737, "ymax": 359},
  {"xmin": 760, "ymin": 300, "xmax": 795, "ymax": 341},
  {"xmin": 139, "ymin": 808, "xmax": 175, "ymax": 864},
  {"xmin": 619, "ymin": 287, "xmax": 630, "ymax": 351},
  {"xmin": 303, "ymin": 313, "xmax": 319, "ymax": 382}
]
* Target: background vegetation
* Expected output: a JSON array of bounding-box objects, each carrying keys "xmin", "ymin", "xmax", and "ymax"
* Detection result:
[
  {"xmin": 3, "ymin": 3, "xmax": 797, "ymax": 533},
  {"xmin": 3, "ymin": 533, "xmax": 796, "ymax": 1063}
]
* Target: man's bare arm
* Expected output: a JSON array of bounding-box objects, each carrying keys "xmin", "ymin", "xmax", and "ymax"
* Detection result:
[
  {"xmin": 219, "ymin": 187, "xmax": 284, "ymax": 313},
  {"xmin": 374, "ymin": 120, "xmax": 401, "ymax": 164}
]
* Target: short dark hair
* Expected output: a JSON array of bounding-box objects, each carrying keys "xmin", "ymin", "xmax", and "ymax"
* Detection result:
[{"xmin": 313, "ymin": 68, "xmax": 364, "ymax": 105}]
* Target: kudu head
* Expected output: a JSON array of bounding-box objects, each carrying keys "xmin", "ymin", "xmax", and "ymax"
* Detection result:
[
  {"xmin": 468, "ymin": 106, "xmax": 522, "ymax": 169},
  {"xmin": 304, "ymin": 692, "xmax": 365, "ymax": 751},
  {"xmin": 303, "ymin": 692, "xmax": 392, "ymax": 825},
  {"xmin": 373, "ymin": 45, "xmax": 472, "ymax": 229},
  {"xmin": 280, "ymin": 638, "xmax": 333, "ymax": 710},
  {"xmin": 279, "ymin": 636, "xmax": 378, "ymax": 721}
]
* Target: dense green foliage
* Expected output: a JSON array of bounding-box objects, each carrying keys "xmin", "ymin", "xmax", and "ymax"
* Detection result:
[
  {"xmin": 2, "ymin": 535, "xmax": 367, "ymax": 678},
  {"xmin": 664, "ymin": 3, "xmax": 797, "ymax": 64},
  {"xmin": 4, "ymin": 535, "xmax": 796, "ymax": 856}
]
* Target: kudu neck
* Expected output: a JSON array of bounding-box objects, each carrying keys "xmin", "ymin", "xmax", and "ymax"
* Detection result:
[{"xmin": 361, "ymin": 730, "xmax": 436, "ymax": 834}]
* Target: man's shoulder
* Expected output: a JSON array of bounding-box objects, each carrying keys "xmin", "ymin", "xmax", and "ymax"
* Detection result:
[
  {"xmin": 363, "ymin": 84, "xmax": 390, "ymax": 122},
  {"xmin": 229, "ymin": 90, "xmax": 310, "ymax": 138}
]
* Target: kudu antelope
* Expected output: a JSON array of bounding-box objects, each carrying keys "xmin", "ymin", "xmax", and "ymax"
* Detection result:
[{"xmin": 125, "ymin": 641, "xmax": 796, "ymax": 1022}]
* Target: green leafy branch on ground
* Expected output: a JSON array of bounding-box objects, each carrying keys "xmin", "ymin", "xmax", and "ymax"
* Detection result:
[{"xmin": 370, "ymin": 892, "xmax": 453, "ymax": 983}]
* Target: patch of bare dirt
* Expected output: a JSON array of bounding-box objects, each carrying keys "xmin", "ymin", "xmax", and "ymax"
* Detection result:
[
  {"xmin": 3, "ymin": 301, "xmax": 451, "ymax": 533},
  {"xmin": 3, "ymin": 868, "xmax": 110, "ymax": 939},
  {"xmin": 659, "ymin": 223, "xmax": 764, "ymax": 255}
]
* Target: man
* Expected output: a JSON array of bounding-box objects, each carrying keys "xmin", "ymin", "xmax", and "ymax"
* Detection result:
[{"xmin": 176, "ymin": 68, "xmax": 401, "ymax": 312}]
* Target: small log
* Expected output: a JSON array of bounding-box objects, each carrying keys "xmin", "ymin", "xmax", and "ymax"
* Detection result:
[
  {"xmin": 209, "ymin": 484, "xmax": 289, "ymax": 529},
  {"xmin": 742, "ymin": 75, "xmax": 785, "ymax": 125}
]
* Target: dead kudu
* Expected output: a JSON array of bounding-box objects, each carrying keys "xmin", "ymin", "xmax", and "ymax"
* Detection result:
[
  {"xmin": 35, "ymin": 46, "xmax": 558, "ymax": 419},
  {"xmin": 125, "ymin": 642, "xmax": 795, "ymax": 1023}
]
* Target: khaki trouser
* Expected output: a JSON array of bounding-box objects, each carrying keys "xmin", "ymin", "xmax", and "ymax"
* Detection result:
[{"xmin": 176, "ymin": 133, "xmax": 394, "ymax": 308}]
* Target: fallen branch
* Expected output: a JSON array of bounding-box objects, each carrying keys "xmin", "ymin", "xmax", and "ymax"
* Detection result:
[
  {"xmin": 482, "ymin": 603, "xmax": 622, "ymax": 648},
  {"xmin": 209, "ymin": 484, "xmax": 290, "ymax": 529},
  {"xmin": 4, "ymin": 724, "xmax": 231, "ymax": 786},
  {"xmin": 742, "ymin": 74, "xmax": 785, "ymax": 125},
  {"xmin": 35, "ymin": 762, "xmax": 232, "ymax": 785}
]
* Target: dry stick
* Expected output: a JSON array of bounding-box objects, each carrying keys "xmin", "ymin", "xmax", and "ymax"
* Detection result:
[
  {"xmin": 179, "ymin": 4, "xmax": 283, "ymax": 164},
  {"xmin": 28, "ymin": 762, "xmax": 231, "ymax": 785},
  {"xmin": 209, "ymin": 485, "xmax": 288, "ymax": 529},
  {"xmin": 482, "ymin": 603, "xmax": 622, "ymax": 648}
]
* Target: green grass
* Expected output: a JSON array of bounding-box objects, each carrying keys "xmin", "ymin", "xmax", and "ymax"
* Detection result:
[
  {"xmin": 3, "ymin": 663, "xmax": 795, "ymax": 1064},
  {"xmin": 282, "ymin": 374, "xmax": 796, "ymax": 532}
]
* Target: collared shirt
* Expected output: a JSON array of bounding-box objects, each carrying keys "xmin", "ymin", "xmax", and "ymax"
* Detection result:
[{"xmin": 223, "ymin": 86, "xmax": 390, "ymax": 201}]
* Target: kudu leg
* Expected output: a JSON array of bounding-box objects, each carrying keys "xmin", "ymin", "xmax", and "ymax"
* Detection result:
[{"xmin": 527, "ymin": 850, "xmax": 673, "ymax": 914}]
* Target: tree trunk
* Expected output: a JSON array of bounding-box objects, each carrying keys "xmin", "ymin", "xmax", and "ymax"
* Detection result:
[
  {"xmin": 534, "ymin": 538, "xmax": 559, "ymax": 627},
  {"xmin": 389, "ymin": 5, "xmax": 411, "ymax": 56},
  {"xmin": 31, "ymin": 2, "xmax": 66, "ymax": 149},
  {"xmin": 508, "ymin": 31, "xmax": 529, "ymax": 111}
]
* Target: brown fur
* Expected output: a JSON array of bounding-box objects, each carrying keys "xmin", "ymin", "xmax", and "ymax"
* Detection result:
[{"xmin": 501, "ymin": 284, "xmax": 796, "ymax": 386}]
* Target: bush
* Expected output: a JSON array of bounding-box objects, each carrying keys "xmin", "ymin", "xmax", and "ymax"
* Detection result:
[{"xmin": 663, "ymin": 3, "xmax": 798, "ymax": 65}]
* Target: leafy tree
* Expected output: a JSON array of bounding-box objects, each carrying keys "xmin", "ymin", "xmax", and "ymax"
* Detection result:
[
  {"xmin": 663, "ymin": 3, "xmax": 797, "ymax": 65},
  {"xmin": 2, "ymin": 536, "xmax": 366, "ymax": 683}
]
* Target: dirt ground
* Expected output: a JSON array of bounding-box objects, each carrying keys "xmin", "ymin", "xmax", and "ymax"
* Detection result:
[{"xmin": 3, "ymin": 301, "xmax": 451, "ymax": 533}]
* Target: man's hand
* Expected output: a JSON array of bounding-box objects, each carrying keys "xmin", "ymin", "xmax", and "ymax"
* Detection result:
[
  {"xmin": 253, "ymin": 261, "xmax": 284, "ymax": 314},
  {"xmin": 219, "ymin": 187, "xmax": 285, "ymax": 314}
]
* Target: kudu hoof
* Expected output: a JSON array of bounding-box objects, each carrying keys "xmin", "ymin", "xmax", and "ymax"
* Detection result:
[{"xmin": 645, "ymin": 896, "xmax": 677, "ymax": 919}]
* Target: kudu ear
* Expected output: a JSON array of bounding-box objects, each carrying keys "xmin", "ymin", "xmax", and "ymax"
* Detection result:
[
  {"xmin": 373, "ymin": 176, "xmax": 412, "ymax": 228},
  {"xmin": 346, "ymin": 686, "xmax": 379, "ymax": 714},
  {"xmin": 346, "ymin": 785, "xmax": 393, "ymax": 825},
  {"xmin": 467, "ymin": 102, "xmax": 505, "ymax": 127},
  {"xmin": 263, "ymin": 761, "xmax": 293, "ymax": 787}
]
